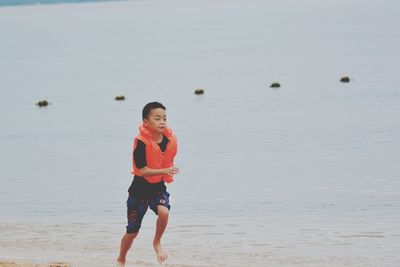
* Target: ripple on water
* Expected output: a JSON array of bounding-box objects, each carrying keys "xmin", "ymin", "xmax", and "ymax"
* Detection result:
[{"xmin": 339, "ymin": 232, "xmax": 386, "ymax": 239}]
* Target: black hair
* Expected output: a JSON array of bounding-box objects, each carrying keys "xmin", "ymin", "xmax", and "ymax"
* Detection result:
[{"xmin": 142, "ymin": 102, "xmax": 166, "ymax": 120}]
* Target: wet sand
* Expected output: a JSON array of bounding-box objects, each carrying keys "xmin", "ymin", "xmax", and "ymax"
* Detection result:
[{"xmin": 0, "ymin": 262, "xmax": 70, "ymax": 267}]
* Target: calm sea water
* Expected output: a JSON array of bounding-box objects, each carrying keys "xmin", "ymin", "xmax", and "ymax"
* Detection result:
[
  {"xmin": 1, "ymin": 0, "xmax": 400, "ymax": 266},
  {"xmin": 0, "ymin": 0, "xmax": 117, "ymax": 7}
]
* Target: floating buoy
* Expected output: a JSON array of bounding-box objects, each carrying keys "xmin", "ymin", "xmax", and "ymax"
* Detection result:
[
  {"xmin": 340, "ymin": 76, "xmax": 350, "ymax": 83},
  {"xmin": 194, "ymin": 89, "xmax": 204, "ymax": 95},
  {"xmin": 36, "ymin": 100, "xmax": 49, "ymax": 107},
  {"xmin": 270, "ymin": 82, "xmax": 281, "ymax": 88},
  {"xmin": 115, "ymin": 95, "xmax": 125, "ymax": 101}
]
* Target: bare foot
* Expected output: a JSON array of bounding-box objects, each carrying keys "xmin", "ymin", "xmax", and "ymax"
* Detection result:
[
  {"xmin": 116, "ymin": 259, "xmax": 125, "ymax": 267},
  {"xmin": 153, "ymin": 241, "xmax": 168, "ymax": 263}
]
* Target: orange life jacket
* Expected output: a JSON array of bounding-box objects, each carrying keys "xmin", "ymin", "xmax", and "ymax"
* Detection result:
[{"xmin": 131, "ymin": 125, "xmax": 178, "ymax": 183}]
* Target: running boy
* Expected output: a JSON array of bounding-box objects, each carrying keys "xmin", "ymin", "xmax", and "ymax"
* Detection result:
[{"xmin": 117, "ymin": 102, "xmax": 179, "ymax": 266}]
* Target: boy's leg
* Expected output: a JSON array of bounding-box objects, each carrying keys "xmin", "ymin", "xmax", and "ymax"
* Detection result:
[
  {"xmin": 149, "ymin": 190, "xmax": 171, "ymax": 263},
  {"xmin": 153, "ymin": 205, "xmax": 169, "ymax": 263},
  {"xmin": 117, "ymin": 195, "xmax": 148, "ymax": 265},
  {"xmin": 117, "ymin": 232, "xmax": 138, "ymax": 266}
]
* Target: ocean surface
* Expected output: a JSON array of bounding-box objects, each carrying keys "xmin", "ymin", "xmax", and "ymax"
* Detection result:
[
  {"xmin": 0, "ymin": 0, "xmax": 400, "ymax": 266},
  {"xmin": 0, "ymin": 0, "xmax": 117, "ymax": 7}
]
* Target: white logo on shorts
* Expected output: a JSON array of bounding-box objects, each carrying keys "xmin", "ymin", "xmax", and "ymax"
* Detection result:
[{"xmin": 160, "ymin": 199, "xmax": 166, "ymax": 204}]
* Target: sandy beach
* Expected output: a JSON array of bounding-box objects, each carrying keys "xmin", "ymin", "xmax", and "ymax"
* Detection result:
[{"xmin": 0, "ymin": 262, "xmax": 70, "ymax": 267}]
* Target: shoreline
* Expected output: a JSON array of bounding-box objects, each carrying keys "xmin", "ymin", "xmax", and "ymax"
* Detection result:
[{"xmin": 0, "ymin": 261, "xmax": 70, "ymax": 267}]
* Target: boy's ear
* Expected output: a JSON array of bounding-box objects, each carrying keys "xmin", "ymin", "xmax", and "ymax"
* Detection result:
[{"xmin": 143, "ymin": 119, "xmax": 149, "ymax": 127}]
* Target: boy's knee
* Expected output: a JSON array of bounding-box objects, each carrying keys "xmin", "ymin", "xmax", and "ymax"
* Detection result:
[
  {"xmin": 125, "ymin": 231, "xmax": 139, "ymax": 239},
  {"xmin": 157, "ymin": 206, "xmax": 169, "ymax": 218}
]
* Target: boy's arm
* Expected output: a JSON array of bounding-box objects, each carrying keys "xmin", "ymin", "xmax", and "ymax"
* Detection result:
[{"xmin": 139, "ymin": 166, "xmax": 179, "ymax": 177}]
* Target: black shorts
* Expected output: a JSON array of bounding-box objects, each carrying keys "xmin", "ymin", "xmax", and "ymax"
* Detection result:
[{"xmin": 126, "ymin": 189, "xmax": 170, "ymax": 234}]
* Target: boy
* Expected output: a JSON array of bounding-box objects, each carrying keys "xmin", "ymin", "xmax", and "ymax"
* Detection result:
[{"xmin": 117, "ymin": 102, "xmax": 179, "ymax": 266}]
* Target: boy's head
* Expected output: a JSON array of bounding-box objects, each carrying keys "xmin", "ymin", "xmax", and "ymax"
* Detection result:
[
  {"xmin": 142, "ymin": 102, "xmax": 166, "ymax": 120},
  {"xmin": 142, "ymin": 102, "xmax": 167, "ymax": 133}
]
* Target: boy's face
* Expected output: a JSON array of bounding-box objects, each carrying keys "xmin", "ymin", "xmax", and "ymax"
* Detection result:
[{"xmin": 143, "ymin": 108, "xmax": 167, "ymax": 134}]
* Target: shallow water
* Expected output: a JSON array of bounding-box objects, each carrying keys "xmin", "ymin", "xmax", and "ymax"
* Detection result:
[{"xmin": 1, "ymin": 0, "xmax": 400, "ymax": 266}]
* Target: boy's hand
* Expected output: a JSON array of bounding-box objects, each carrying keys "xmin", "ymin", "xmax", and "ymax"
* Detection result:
[{"xmin": 166, "ymin": 166, "xmax": 180, "ymax": 176}]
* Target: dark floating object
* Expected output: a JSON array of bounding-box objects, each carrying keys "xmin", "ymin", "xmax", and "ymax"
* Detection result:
[
  {"xmin": 270, "ymin": 82, "xmax": 281, "ymax": 88},
  {"xmin": 340, "ymin": 76, "xmax": 350, "ymax": 83},
  {"xmin": 194, "ymin": 89, "xmax": 204, "ymax": 95},
  {"xmin": 36, "ymin": 100, "xmax": 49, "ymax": 107},
  {"xmin": 115, "ymin": 95, "xmax": 125, "ymax": 101}
]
